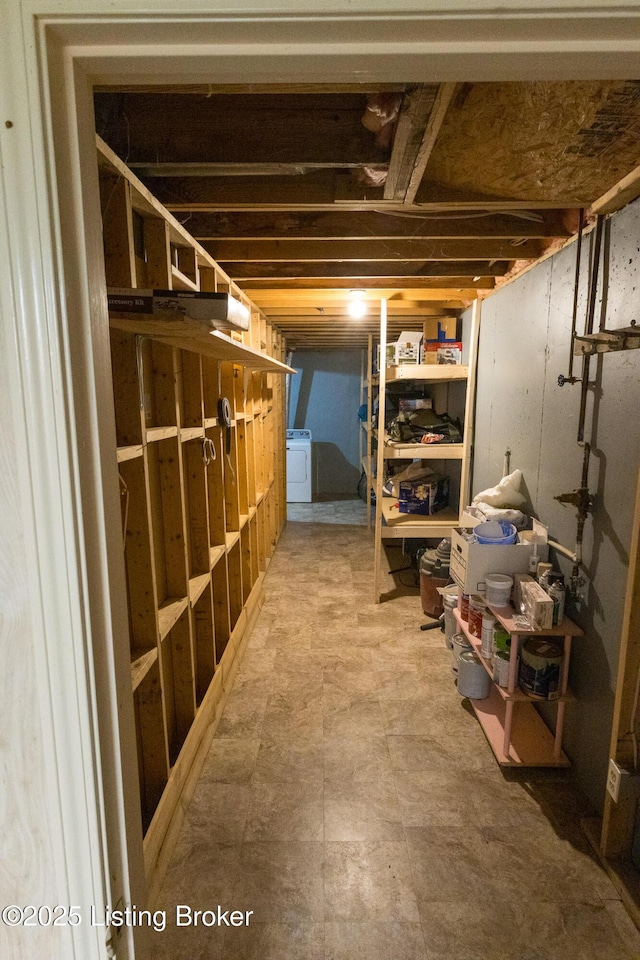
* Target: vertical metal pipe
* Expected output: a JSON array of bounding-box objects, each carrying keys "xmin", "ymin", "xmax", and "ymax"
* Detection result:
[
  {"xmin": 567, "ymin": 208, "xmax": 584, "ymax": 382},
  {"xmin": 577, "ymin": 216, "xmax": 604, "ymax": 443}
]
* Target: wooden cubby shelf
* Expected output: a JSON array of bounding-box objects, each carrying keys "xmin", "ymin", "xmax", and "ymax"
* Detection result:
[{"xmin": 101, "ymin": 133, "xmax": 289, "ymax": 895}]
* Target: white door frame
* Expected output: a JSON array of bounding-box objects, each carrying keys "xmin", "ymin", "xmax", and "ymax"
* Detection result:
[{"xmin": 2, "ymin": 4, "xmax": 640, "ymax": 957}]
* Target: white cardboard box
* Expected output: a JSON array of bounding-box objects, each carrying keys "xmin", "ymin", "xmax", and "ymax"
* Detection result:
[{"xmin": 450, "ymin": 518, "xmax": 549, "ymax": 594}]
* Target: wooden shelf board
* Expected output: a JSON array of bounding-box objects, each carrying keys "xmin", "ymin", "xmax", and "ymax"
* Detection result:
[
  {"xmin": 117, "ymin": 444, "xmax": 144, "ymax": 463},
  {"xmin": 381, "ymin": 364, "xmax": 469, "ymax": 383},
  {"xmin": 209, "ymin": 545, "xmax": 226, "ymax": 569},
  {"xmin": 239, "ymin": 513, "xmax": 250, "ymax": 530},
  {"xmin": 109, "ymin": 314, "xmax": 295, "ymax": 374},
  {"xmin": 189, "ymin": 573, "xmax": 210, "ymax": 605},
  {"xmin": 384, "ymin": 441, "xmax": 465, "ymax": 460},
  {"xmin": 488, "ymin": 603, "xmax": 585, "ymax": 638},
  {"xmin": 248, "ymin": 504, "xmax": 257, "ymax": 520},
  {"xmin": 157, "ymin": 596, "xmax": 189, "ymax": 640},
  {"xmin": 180, "ymin": 427, "xmax": 205, "ymax": 442},
  {"xmin": 469, "ymin": 687, "xmax": 570, "ymax": 767},
  {"xmin": 380, "ymin": 499, "xmax": 459, "ymax": 536},
  {"xmin": 146, "ymin": 425, "xmax": 178, "ymax": 443},
  {"xmin": 131, "ymin": 647, "xmax": 158, "ymax": 692},
  {"xmin": 203, "ymin": 417, "xmax": 218, "ymax": 428}
]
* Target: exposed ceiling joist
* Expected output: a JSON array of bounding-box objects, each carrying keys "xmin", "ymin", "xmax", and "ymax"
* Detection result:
[
  {"xmin": 178, "ymin": 210, "xmax": 571, "ymax": 240},
  {"xmin": 239, "ymin": 282, "xmax": 484, "ymax": 299},
  {"xmin": 204, "ymin": 238, "xmax": 541, "ymax": 262},
  {"xmin": 384, "ymin": 84, "xmax": 439, "ymax": 201},
  {"xmin": 129, "ymin": 162, "xmax": 388, "ymax": 178},
  {"xmin": 221, "ymin": 261, "xmax": 508, "ymax": 279},
  {"xmin": 384, "ymin": 83, "xmax": 458, "ymax": 204},
  {"xmin": 591, "ymin": 162, "xmax": 640, "ymax": 215}
]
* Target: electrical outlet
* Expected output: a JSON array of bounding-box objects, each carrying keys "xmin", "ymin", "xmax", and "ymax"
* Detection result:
[{"xmin": 607, "ymin": 759, "xmax": 640, "ymax": 802}]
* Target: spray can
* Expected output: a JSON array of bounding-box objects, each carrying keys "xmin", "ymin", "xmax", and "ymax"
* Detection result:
[{"xmin": 547, "ymin": 574, "xmax": 566, "ymax": 626}]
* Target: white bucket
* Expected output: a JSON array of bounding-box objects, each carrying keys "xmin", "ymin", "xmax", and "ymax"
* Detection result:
[
  {"xmin": 457, "ymin": 651, "xmax": 491, "ymax": 699},
  {"xmin": 485, "ymin": 573, "xmax": 513, "ymax": 606}
]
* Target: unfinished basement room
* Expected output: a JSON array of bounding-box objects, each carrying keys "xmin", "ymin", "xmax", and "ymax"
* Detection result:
[{"xmin": 4, "ymin": 9, "xmax": 640, "ymax": 960}]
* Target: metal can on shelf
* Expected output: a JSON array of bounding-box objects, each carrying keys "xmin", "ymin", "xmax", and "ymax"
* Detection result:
[
  {"xmin": 459, "ymin": 593, "xmax": 470, "ymax": 621},
  {"xmin": 493, "ymin": 650, "xmax": 511, "ymax": 688},
  {"xmin": 519, "ymin": 638, "xmax": 563, "ymax": 700},
  {"xmin": 468, "ymin": 595, "xmax": 485, "ymax": 637}
]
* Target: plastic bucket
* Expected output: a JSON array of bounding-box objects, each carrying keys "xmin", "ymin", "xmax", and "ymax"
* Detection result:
[
  {"xmin": 485, "ymin": 574, "xmax": 513, "ymax": 606},
  {"xmin": 474, "ymin": 520, "xmax": 517, "ymax": 545}
]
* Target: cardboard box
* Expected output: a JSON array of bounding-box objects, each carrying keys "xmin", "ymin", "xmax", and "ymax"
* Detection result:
[
  {"xmin": 398, "ymin": 475, "xmax": 449, "ymax": 515},
  {"xmin": 513, "ymin": 573, "xmax": 535, "ymax": 610},
  {"xmin": 422, "ymin": 341, "xmax": 463, "ymax": 365},
  {"xmin": 450, "ymin": 519, "xmax": 549, "ymax": 594},
  {"xmin": 423, "ymin": 317, "xmax": 460, "ymax": 341},
  {"xmin": 521, "ymin": 580, "xmax": 554, "ymax": 630},
  {"xmin": 397, "ymin": 397, "xmax": 432, "ymax": 412}
]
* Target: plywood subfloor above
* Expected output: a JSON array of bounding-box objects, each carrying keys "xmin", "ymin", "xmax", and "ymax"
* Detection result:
[{"xmin": 426, "ymin": 80, "xmax": 640, "ymax": 204}]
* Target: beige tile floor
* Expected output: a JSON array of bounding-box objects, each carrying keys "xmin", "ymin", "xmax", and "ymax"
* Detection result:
[{"xmin": 153, "ymin": 521, "xmax": 640, "ymax": 960}]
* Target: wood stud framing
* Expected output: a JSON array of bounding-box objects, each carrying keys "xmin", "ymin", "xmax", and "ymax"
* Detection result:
[{"xmin": 99, "ymin": 139, "xmax": 287, "ymax": 888}]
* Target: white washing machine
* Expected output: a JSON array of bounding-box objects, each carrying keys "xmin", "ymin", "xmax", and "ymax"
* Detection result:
[{"xmin": 286, "ymin": 429, "xmax": 313, "ymax": 502}]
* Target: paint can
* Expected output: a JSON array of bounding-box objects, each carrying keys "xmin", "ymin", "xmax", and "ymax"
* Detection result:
[
  {"xmin": 519, "ymin": 638, "xmax": 563, "ymax": 700},
  {"xmin": 451, "ymin": 633, "xmax": 472, "ymax": 674},
  {"xmin": 493, "ymin": 650, "xmax": 512, "ymax": 688},
  {"xmin": 468, "ymin": 595, "xmax": 485, "ymax": 637},
  {"xmin": 457, "ymin": 651, "xmax": 491, "ymax": 700},
  {"xmin": 459, "ymin": 593, "xmax": 470, "ymax": 621}
]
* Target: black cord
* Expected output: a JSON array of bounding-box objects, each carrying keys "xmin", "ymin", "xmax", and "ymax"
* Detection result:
[{"xmin": 218, "ymin": 397, "xmax": 232, "ymax": 454}]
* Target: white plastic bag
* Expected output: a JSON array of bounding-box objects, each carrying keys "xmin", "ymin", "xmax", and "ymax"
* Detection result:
[{"xmin": 472, "ymin": 469, "xmax": 526, "ymax": 509}]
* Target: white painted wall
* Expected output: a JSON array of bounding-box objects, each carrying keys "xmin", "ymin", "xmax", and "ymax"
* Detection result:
[{"xmin": 471, "ymin": 199, "xmax": 640, "ymax": 812}]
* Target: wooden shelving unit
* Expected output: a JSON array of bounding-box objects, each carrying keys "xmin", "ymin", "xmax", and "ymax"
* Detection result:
[
  {"xmin": 454, "ymin": 604, "xmax": 583, "ymax": 767},
  {"xmin": 371, "ymin": 301, "xmax": 480, "ymax": 601},
  {"xmin": 98, "ymin": 135, "xmax": 290, "ymax": 896}
]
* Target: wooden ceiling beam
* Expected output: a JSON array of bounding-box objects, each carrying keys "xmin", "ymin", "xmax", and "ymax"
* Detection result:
[
  {"xmin": 404, "ymin": 83, "xmax": 459, "ymax": 205},
  {"xmin": 130, "ymin": 162, "xmax": 388, "ymax": 178},
  {"xmin": 591, "ymin": 162, "xmax": 640, "ymax": 215},
  {"xmin": 205, "ymin": 238, "xmax": 542, "ymax": 262},
  {"xmin": 384, "ymin": 84, "xmax": 439, "ymax": 201},
  {"xmin": 242, "ymin": 277, "xmax": 482, "ymax": 307},
  {"xmin": 179, "ymin": 210, "xmax": 571, "ymax": 240},
  {"xmin": 166, "ymin": 198, "xmax": 579, "ymax": 213},
  {"xmin": 262, "ymin": 306, "xmax": 456, "ymax": 323},
  {"xmin": 221, "ymin": 261, "xmax": 508, "ymax": 279}
]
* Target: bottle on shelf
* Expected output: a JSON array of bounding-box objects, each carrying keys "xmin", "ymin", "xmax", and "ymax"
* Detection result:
[{"xmin": 536, "ymin": 561, "xmax": 553, "ymax": 590}]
